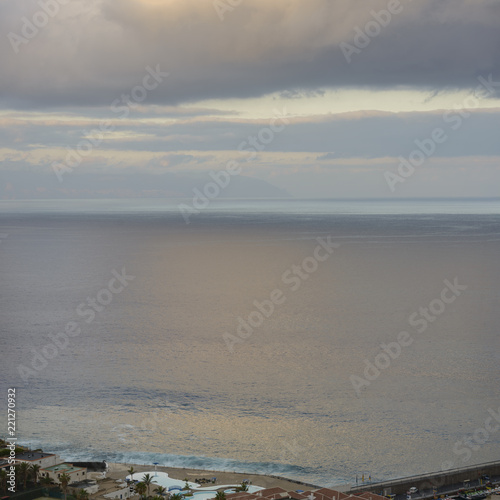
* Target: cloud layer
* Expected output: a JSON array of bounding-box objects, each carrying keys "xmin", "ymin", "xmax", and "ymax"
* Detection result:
[
  {"xmin": 2, "ymin": 0, "xmax": 500, "ymax": 200},
  {"xmin": 2, "ymin": 0, "xmax": 500, "ymax": 108}
]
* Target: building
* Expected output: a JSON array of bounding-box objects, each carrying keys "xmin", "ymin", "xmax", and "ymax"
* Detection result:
[
  {"xmin": 103, "ymin": 485, "xmax": 134, "ymax": 500},
  {"xmin": 69, "ymin": 480, "xmax": 99, "ymax": 496},
  {"xmin": 41, "ymin": 463, "xmax": 87, "ymax": 485},
  {"xmin": 225, "ymin": 488, "xmax": 353, "ymax": 500},
  {"xmin": 15, "ymin": 451, "xmax": 60, "ymax": 469}
]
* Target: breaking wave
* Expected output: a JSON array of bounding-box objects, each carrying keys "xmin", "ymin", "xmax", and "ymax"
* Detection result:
[{"xmin": 19, "ymin": 441, "xmax": 328, "ymax": 486}]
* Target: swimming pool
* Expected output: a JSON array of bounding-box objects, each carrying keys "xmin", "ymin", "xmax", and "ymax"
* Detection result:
[
  {"xmin": 189, "ymin": 491, "xmax": 218, "ymax": 500},
  {"xmin": 127, "ymin": 471, "xmax": 199, "ymax": 490},
  {"xmin": 126, "ymin": 472, "xmax": 265, "ymax": 496}
]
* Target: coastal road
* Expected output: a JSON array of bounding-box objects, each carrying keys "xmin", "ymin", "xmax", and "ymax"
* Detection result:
[{"xmin": 390, "ymin": 476, "xmax": 500, "ymax": 500}]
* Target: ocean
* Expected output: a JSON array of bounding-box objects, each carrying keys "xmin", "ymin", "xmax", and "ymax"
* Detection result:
[{"xmin": 1, "ymin": 198, "xmax": 500, "ymax": 487}]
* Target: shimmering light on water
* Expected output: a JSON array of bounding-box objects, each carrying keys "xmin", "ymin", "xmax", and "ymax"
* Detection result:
[{"xmin": 1, "ymin": 199, "xmax": 499, "ymax": 487}]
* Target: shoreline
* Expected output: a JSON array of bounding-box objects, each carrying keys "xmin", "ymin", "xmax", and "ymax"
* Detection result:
[
  {"xmin": 100, "ymin": 460, "xmax": 500, "ymax": 499},
  {"xmin": 104, "ymin": 462, "xmax": 324, "ymax": 491}
]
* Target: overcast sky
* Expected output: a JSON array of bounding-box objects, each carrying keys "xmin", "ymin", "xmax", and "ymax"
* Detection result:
[{"xmin": 1, "ymin": 0, "xmax": 500, "ymax": 199}]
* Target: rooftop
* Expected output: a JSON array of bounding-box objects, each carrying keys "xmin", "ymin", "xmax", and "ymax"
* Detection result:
[
  {"xmin": 69, "ymin": 480, "xmax": 97, "ymax": 488},
  {"xmin": 259, "ymin": 489, "xmax": 289, "ymax": 496},
  {"xmin": 16, "ymin": 452, "xmax": 56, "ymax": 461},
  {"xmin": 225, "ymin": 489, "xmax": 350, "ymax": 500},
  {"xmin": 359, "ymin": 493, "xmax": 388, "ymax": 500},
  {"xmin": 43, "ymin": 463, "xmax": 86, "ymax": 473},
  {"xmin": 316, "ymin": 489, "xmax": 349, "ymax": 500},
  {"xmin": 287, "ymin": 493, "xmax": 308, "ymax": 500}
]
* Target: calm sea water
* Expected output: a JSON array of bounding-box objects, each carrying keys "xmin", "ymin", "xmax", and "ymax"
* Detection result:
[{"xmin": 1, "ymin": 199, "xmax": 500, "ymax": 487}]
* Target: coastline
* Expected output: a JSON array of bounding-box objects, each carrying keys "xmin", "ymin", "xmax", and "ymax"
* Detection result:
[
  {"xmin": 99, "ymin": 460, "xmax": 500, "ymax": 500},
  {"xmin": 105, "ymin": 462, "xmax": 323, "ymax": 491}
]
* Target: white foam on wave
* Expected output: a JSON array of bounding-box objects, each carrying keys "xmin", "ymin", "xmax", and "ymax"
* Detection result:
[{"xmin": 19, "ymin": 441, "xmax": 334, "ymax": 486}]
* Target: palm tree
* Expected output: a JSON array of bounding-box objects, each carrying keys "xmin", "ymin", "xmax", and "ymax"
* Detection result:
[
  {"xmin": 154, "ymin": 486, "xmax": 167, "ymax": 497},
  {"xmin": 19, "ymin": 462, "xmax": 30, "ymax": 490},
  {"xmin": 0, "ymin": 469, "xmax": 7, "ymax": 495},
  {"xmin": 59, "ymin": 472, "xmax": 71, "ymax": 500},
  {"xmin": 170, "ymin": 494, "xmax": 184, "ymax": 500},
  {"xmin": 30, "ymin": 464, "xmax": 41, "ymax": 485},
  {"xmin": 41, "ymin": 475, "xmax": 52, "ymax": 487},
  {"xmin": 142, "ymin": 473, "xmax": 154, "ymax": 498},
  {"xmin": 14, "ymin": 464, "xmax": 21, "ymax": 490},
  {"xmin": 215, "ymin": 491, "xmax": 226, "ymax": 500},
  {"xmin": 135, "ymin": 482, "xmax": 147, "ymax": 499},
  {"xmin": 236, "ymin": 482, "xmax": 248, "ymax": 493},
  {"xmin": 77, "ymin": 489, "xmax": 89, "ymax": 500},
  {"xmin": 127, "ymin": 467, "xmax": 135, "ymax": 484},
  {"xmin": 127, "ymin": 466, "xmax": 135, "ymax": 483}
]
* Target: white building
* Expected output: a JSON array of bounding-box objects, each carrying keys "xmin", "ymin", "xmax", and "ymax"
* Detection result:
[
  {"xmin": 103, "ymin": 485, "xmax": 135, "ymax": 500},
  {"xmin": 15, "ymin": 451, "xmax": 60, "ymax": 469},
  {"xmin": 41, "ymin": 463, "xmax": 87, "ymax": 485}
]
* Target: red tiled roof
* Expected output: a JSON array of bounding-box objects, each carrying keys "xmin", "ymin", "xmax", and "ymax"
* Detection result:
[
  {"xmin": 344, "ymin": 495, "xmax": 366, "ymax": 500},
  {"xmin": 299, "ymin": 492, "xmax": 313, "ymax": 499},
  {"xmin": 259, "ymin": 488, "xmax": 288, "ymax": 497},
  {"xmin": 301, "ymin": 492, "xmax": 338, "ymax": 500},
  {"xmin": 359, "ymin": 493, "xmax": 387, "ymax": 500},
  {"xmin": 304, "ymin": 493, "xmax": 327, "ymax": 500},
  {"xmin": 286, "ymin": 492, "xmax": 308, "ymax": 500},
  {"xmin": 238, "ymin": 495, "xmax": 260, "ymax": 500},
  {"xmin": 225, "ymin": 494, "xmax": 258, "ymax": 500},
  {"xmin": 315, "ymin": 489, "xmax": 348, "ymax": 500},
  {"xmin": 227, "ymin": 494, "xmax": 259, "ymax": 500}
]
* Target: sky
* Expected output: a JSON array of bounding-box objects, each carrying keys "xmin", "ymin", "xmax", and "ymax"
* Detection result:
[{"xmin": 1, "ymin": 0, "xmax": 500, "ymax": 199}]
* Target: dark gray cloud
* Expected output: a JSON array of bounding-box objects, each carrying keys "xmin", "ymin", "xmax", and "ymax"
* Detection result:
[
  {"xmin": 276, "ymin": 89, "xmax": 326, "ymax": 100},
  {"xmin": 1, "ymin": 0, "xmax": 500, "ymax": 108}
]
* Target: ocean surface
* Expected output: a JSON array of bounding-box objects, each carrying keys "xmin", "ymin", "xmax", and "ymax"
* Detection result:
[{"xmin": 1, "ymin": 198, "xmax": 500, "ymax": 487}]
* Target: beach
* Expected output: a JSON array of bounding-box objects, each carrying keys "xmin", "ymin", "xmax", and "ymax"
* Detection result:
[{"xmin": 105, "ymin": 462, "xmax": 320, "ymax": 491}]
